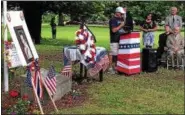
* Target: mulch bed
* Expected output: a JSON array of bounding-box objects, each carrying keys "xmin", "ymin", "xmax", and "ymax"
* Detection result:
[{"xmin": 1, "ymin": 75, "xmax": 91, "ymax": 114}]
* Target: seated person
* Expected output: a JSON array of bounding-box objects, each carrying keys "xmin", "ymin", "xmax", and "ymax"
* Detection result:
[
  {"xmin": 166, "ymin": 26, "xmax": 184, "ymax": 67},
  {"xmin": 157, "ymin": 25, "xmax": 171, "ymax": 63}
]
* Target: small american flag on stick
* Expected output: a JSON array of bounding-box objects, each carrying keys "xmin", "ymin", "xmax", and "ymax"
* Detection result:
[
  {"xmin": 61, "ymin": 65, "xmax": 72, "ymax": 77},
  {"xmin": 45, "ymin": 66, "xmax": 57, "ymax": 96}
]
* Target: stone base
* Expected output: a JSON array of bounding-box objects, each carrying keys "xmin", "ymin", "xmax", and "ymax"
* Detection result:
[
  {"xmin": 40, "ymin": 68, "xmax": 72, "ymax": 101},
  {"xmin": 20, "ymin": 68, "xmax": 72, "ymax": 102}
]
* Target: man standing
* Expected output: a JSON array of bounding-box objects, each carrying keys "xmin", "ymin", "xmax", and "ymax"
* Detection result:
[
  {"xmin": 166, "ymin": 26, "xmax": 184, "ymax": 67},
  {"xmin": 165, "ymin": 7, "xmax": 182, "ymax": 32},
  {"xmin": 108, "ymin": 6, "xmax": 126, "ymax": 74},
  {"xmin": 50, "ymin": 17, "xmax": 57, "ymax": 39}
]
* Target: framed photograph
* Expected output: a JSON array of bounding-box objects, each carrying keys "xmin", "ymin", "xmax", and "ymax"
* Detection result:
[
  {"xmin": 14, "ymin": 26, "xmax": 34, "ymax": 64},
  {"xmin": 6, "ymin": 11, "xmax": 39, "ymax": 67}
]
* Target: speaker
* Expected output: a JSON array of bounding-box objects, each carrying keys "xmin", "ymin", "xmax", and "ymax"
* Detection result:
[{"xmin": 142, "ymin": 48, "xmax": 158, "ymax": 72}]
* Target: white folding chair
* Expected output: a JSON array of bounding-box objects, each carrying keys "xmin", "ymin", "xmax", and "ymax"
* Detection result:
[{"xmin": 167, "ymin": 53, "xmax": 184, "ymax": 70}]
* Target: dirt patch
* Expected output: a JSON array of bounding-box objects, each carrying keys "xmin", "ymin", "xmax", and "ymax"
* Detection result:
[
  {"xmin": 174, "ymin": 75, "xmax": 184, "ymax": 82},
  {"xmin": 39, "ymin": 53, "xmax": 63, "ymax": 62}
]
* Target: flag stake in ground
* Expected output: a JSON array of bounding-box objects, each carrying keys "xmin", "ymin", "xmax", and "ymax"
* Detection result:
[
  {"xmin": 40, "ymin": 75, "xmax": 58, "ymax": 112},
  {"xmin": 30, "ymin": 66, "xmax": 44, "ymax": 114}
]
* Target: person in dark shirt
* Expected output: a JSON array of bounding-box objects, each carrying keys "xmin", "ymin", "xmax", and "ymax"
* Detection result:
[
  {"xmin": 157, "ymin": 25, "xmax": 171, "ymax": 61},
  {"xmin": 108, "ymin": 6, "xmax": 126, "ymax": 74},
  {"xmin": 50, "ymin": 17, "xmax": 57, "ymax": 39},
  {"xmin": 140, "ymin": 13, "xmax": 157, "ymax": 48},
  {"xmin": 123, "ymin": 8, "xmax": 134, "ymax": 33}
]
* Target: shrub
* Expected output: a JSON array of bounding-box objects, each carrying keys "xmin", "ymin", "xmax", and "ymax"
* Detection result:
[{"xmin": 6, "ymin": 98, "xmax": 30, "ymax": 115}]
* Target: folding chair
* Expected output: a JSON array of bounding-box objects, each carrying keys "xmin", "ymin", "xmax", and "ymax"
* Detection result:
[
  {"xmin": 158, "ymin": 47, "xmax": 168, "ymax": 66},
  {"xmin": 167, "ymin": 53, "xmax": 184, "ymax": 70}
]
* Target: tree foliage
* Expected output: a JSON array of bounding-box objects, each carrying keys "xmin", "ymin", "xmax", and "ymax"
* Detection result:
[
  {"xmin": 4, "ymin": 1, "xmax": 184, "ymax": 44},
  {"xmin": 6, "ymin": 1, "xmax": 185, "ymax": 23}
]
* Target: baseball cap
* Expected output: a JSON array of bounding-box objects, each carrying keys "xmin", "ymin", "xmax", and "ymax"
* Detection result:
[{"xmin": 115, "ymin": 7, "xmax": 126, "ymax": 14}]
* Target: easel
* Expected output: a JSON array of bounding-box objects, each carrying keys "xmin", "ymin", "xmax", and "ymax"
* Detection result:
[
  {"xmin": 2, "ymin": 3, "xmax": 58, "ymax": 113},
  {"xmin": 3, "ymin": 1, "xmax": 9, "ymax": 92},
  {"xmin": 2, "ymin": 29, "xmax": 59, "ymax": 115}
]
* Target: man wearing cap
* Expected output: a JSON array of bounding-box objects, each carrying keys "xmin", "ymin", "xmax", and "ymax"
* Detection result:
[
  {"xmin": 108, "ymin": 6, "xmax": 126, "ymax": 74},
  {"xmin": 165, "ymin": 7, "xmax": 182, "ymax": 33}
]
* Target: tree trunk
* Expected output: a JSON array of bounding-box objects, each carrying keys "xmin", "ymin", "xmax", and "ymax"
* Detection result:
[
  {"xmin": 70, "ymin": 13, "xmax": 80, "ymax": 22},
  {"xmin": 58, "ymin": 11, "xmax": 64, "ymax": 26},
  {"xmin": 21, "ymin": 2, "xmax": 42, "ymax": 44}
]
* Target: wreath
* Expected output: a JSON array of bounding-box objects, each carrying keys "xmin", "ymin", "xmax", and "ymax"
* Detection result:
[{"xmin": 75, "ymin": 28, "xmax": 96, "ymax": 64}]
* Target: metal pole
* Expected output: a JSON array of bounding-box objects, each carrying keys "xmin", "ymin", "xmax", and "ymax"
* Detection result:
[{"xmin": 3, "ymin": 1, "xmax": 9, "ymax": 92}]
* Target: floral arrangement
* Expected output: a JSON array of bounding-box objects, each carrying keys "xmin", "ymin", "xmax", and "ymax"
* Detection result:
[
  {"xmin": 22, "ymin": 94, "xmax": 29, "ymax": 101},
  {"xmin": 75, "ymin": 28, "xmax": 96, "ymax": 64},
  {"xmin": 4, "ymin": 40, "xmax": 13, "ymax": 67},
  {"xmin": 9, "ymin": 90, "xmax": 19, "ymax": 98}
]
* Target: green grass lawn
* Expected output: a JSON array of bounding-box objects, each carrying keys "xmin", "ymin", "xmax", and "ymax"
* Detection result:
[
  {"xmin": 57, "ymin": 69, "xmax": 184, "ymax": 114},
  {"xmin": 3, "ymin": 24, "xmax": 184, "ymax": 114},
  {"xmin": 37, "ymin": 25, "xmax": 184, "ymax": 114},
  {"xmin": 41, "ymin": 24, "xmax": 184, "ymax": 49}
]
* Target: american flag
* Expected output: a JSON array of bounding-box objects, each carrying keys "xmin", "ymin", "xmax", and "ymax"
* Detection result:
[
  {"xmin": 25, "ymin": 62, "xmax": 43, "ymax": 99},
  {"xmin": 34, "ymin": 61, "xmax": 43, "ymax": 98},
  {"xmin": 88, "ymin": 63, "xmax": 102, "ymax": 76},
  {"xmin": 45, "ymin": 66, "xmax": 57, "ymax": 96},
  {"xmin": 116, "ymin": 32, "xmax": 141, "ymax": 75},
  {"xmin": 34, "ymin": 68, "xmax": 43, "ymax": 98},
  {"xmin": 102, "ymin": 55, "xmax": 110, "ymax": 71},
  {"xmin": 61, "ymin": 49, "xmax": 72, "ymax": 77},
  {"xmin": 61, "ymin": 65, "xmax": 72, "ymax": 77},
  {"xmin": 25, "ymin": 66, "xmax": 32, "ymax": 87}
]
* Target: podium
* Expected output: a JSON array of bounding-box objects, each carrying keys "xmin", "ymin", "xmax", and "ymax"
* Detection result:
[{"xmin": 116, "ymin": 32, "xmax": 141, "ymax": 75}]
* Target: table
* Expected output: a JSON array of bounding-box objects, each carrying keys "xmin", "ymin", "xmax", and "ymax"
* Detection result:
[{"xmin": 61, "ymin": 46, "xmax": 109, "ymax": 82}]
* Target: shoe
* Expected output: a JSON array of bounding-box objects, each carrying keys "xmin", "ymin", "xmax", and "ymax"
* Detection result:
[{"xmin": 108, "ymin": 68, "xmax": 116, "ymax": 74}]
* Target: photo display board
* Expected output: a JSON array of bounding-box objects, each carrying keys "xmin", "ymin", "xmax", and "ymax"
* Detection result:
[{"xmin": 6, "ymin": 11, "xmax": 39, "ymax": 67}]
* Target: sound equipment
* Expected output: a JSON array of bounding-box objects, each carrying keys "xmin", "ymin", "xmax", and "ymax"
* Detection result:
[
  {"xmin": 123, "ymin": 11, "xmax": 134, "ymax": 34},
  {"xmin": 142, "ymin": 48, "xmax": 158, "ymax": 72}
]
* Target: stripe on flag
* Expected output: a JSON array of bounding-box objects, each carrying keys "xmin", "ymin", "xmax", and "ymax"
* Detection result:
[
  {"xmin": 61, "ymin": 65, "xmax": 72, "ymax": 77},
  {"xmin": 117, "ymin": 66, "xmax": 141, "ymax": 74},
  {"xmin": 117, "ymin": 61, "xmax": 140, "ymax": 69},
  {"xmin": 119, "ymin": 39, "xmax": 140, "ymax": 44},
  {"xmin": 117, "ymin": 53, "xmax": 140, "ymax": 59},
  {"xmin": 120, "ymin": 32, "xmax": 140, "ymax": 40},
  {"xmin": 45, "ymin": 66, "xmax": 57, "ymax": 96},
  {"xmin": 34, "ymin": 70, "xmax": 43, "ymax": 98},
  {"xmin": 117, "ymin": 58, "xmax": 140, "ymax": 66}
]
